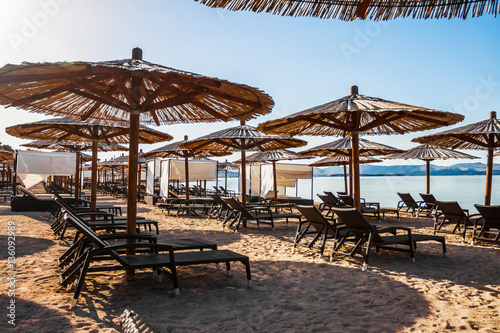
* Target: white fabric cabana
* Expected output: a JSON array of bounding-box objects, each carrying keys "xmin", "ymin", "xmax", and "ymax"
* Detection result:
[
  {"xmin": 145, "ymin": 159, "xmax": 162, "ymax": 195},
  {"xmin": 245, "ymin": 163, "xmax": 312, "ymax": 198},
  {"xmin": 159, "ymin": 159, "xmax": 218, "ymax": 197},
  {"xmin": 15, "ymin": 150, "xmax": 76, "ymax": 189}
]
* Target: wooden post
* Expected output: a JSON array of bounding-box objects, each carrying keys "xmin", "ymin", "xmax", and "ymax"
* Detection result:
[
  {"xmin": 348, "ymin": 152, "xmax": 354, "ymax": 196},
  {"xmin": 484, "ymin": 111, "xmax": 496, "ymax": 205},
  {"xmin": 184, "ymin": 135, "xmax": 190, "ymax": 203},
  {"xmin": 426, "ymin": 160, "xmax": 431, "ymax": 194},
  {"xmin": 485, "ymin": 147, "xmax": 494, "ymax": 205},
  {"xmin": 75, "ymin": 150, "xmax": 81, "ymax": 206},
  {"xmin": 241, "ymin": 147, "xmax": 247, "ymax": 227},
  {"xmin": 184, "ymin": 156, "xmax": 190, "ymax": 203},
  {"xmin": 126, "ymin": 47, "xmax": 143, "ymax": 279},
  {"xmin": 90, "ymin": 131, "xmax": 98, "ymax": 212},
  {"xmin": 352, "ymin": 132, "xmax": 361, "ymax": 209},
  {"xmin": 350, "ymin": 86, "xmax": 362, "ymax": 209},
  {"xmin": 343, "ymin": 164, "xmax": 348, "ymax": 194},
  {"xmin": 272, "ymin": 160, "xmax": 278, "ymax": 212},
  {"xmin": 137, "ymin": 163, "xmax": 142, "ymax": 202}
]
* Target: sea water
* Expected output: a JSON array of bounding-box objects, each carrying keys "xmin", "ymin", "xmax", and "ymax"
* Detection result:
[{"xmin": 210, "ymin": 175, "xmax": 499, "ymax": 213}]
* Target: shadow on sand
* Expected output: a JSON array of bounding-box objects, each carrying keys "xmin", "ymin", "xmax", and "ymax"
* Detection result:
[
  {"xmin": 0, "ymin": 295, "xmax": 73, "ymax": 332},
  {"xmin": 69, "ymin": 260, "xmax": 429, "ymax": 332},
  {"xmin": 0, "ymin": 235, "xmax": 56, "ymax": 259}
]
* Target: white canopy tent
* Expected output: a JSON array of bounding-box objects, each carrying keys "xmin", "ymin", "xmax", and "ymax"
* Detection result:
[
  {"xmin": 158, "ymin": 159, "xmax": 218, "ymax": 198},
  {"xmin": 245, "ymin": 163, "xmax": 313, "ymax": 198},
  {"xmin": 15, "ymin": 150, "xmax": 76, "ymax": 189}
]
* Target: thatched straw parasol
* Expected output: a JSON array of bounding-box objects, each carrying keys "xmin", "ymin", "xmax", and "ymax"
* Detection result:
[
  {"xmin": 0, "ymin": 149, "xmax": 14, "ymax": 162},
  {"xmin": 181, "ymin": 121, "xmax": 307, "ymax": 209},
  {"xmin": 310, "ymin": 156, "xmax": 382, "ymax": 193},
  {"xmin": 299, "ymin": 136, "xmax": 402, "ymax": 196},
  {"xmin": 235, "ymin": 149, "xmax": 309, "ymax": 206},
  {"xmin": 384, "ymin": 144, "xmax": 478, "ymax": 194},
  {"xmin": 0, "ymin": 49, "xmax": 273, "ymax": 280},
  {"xmin": 413, "ymin": 111, "xmax": 500, "ymax": 205},
  {"xmin": 258, "ymin": 85, "xmax": 464, "ymax": 209},
  {"xmin": 195, "ymin": 0, "xmax": 499, "ymax": 20},
  {"xmin": 6, "ymin": 118, "xmax": 172, "ymax": 212},
  {"xmin": 141, "ymin": 135, "xmax": 229, "ymax": 201},
  {"xmin": 21, "ymin": 140, "xmax": 127, "ymax": 202}
]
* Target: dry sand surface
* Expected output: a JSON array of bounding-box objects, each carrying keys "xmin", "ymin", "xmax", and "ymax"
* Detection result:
[{"xmin": 1, "ymin": 196, "xmax": 499, "ymax": 332}]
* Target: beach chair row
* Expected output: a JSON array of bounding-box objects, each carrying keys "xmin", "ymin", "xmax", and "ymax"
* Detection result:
[{"xmin": 49, "ymin": 196, "xmax": 252, "ymax": 308}]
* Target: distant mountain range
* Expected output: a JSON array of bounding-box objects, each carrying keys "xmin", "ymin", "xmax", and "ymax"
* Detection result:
[
  {"xmin": 314, "ymin": 162, "xmax": 500, "ymax": 177},
  {"xmin": 220, "ymin": 162, "xmax": 500, "ymax": 178}
]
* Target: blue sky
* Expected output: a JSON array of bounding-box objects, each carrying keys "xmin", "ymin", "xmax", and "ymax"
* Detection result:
[{"xmin": 0, "ymin": 0, "xmax": 499, "ymax": 166}]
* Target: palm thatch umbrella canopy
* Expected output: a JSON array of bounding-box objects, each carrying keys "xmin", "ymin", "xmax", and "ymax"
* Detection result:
[
  {"xmin": 413, "ymin": 111, "xmax": 500, "ymax": 205},
  {"xmin": 0, "ymin": 48, "xmax": 273, "ymax": 277},
  {"xmin": 258, "ymin": 85, "xmax": 464, "ymax": 208},
  {"xmin": 300, "ymin": 136, "xmax": 402, "ymax": 195},
  {"xmin": 0, "ymin": 149, "xmax": 14, "ymax": 162},
  {"xmin": 141, "ymin": 135, "xmax": 229, "ymax": 201},
  {"xmin": 182, "ymin": 122, "xmax": 307, "ymax": 207},
  {"xmin": 6, "ymin": 118, "xmax": 172, "ymax": 212},
  {"xmin": 21, "ymin": 140, "xmax": 127, "ymax": 202},
  {"xmin": 384, "ymin": 144, "xmax": 478, "ymax": 194},
  {"xmin": 235, "ymin": 149, "xmax": 310, "ymax": 205},
  {"xmin": 21, "ymin": 140, "xmax": 127, "ymax": 153},
  {"xmin": 310, "ymin": 156, "xmax": 382, "ymax": 167},
  {"xmin": 196, "ymin": 0, "xmax": 499, "ymax": 20},
  {"xmin": 310, "ymin": 155, "xmax": 382, "ymax": 193},
  {"xmin": 300, "ymin": 137, "xmax": 403, "ymax": 157}
]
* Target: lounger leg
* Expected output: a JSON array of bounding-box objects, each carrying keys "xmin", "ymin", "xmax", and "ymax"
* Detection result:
[
  {"xmin": 70, "ymin": 252, "xmax": 91, "ymax": 309},
  {"xmin": 243, "ymin": 259, "xmax": 252, "ymax": 289},
  {"xmin": 226, "ymin": 262, "xmax": 232, "ymax": 277}
]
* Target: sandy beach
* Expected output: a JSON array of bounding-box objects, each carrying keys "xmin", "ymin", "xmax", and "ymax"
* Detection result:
[{"xmin": 1, "ymin": 197, "xmax": 499, "ymax": 332}]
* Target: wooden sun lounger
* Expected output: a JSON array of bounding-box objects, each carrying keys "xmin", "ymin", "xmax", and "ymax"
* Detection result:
[{"xmin": 58, "ymin": 208, "xmax": 252, "ymax": 309}]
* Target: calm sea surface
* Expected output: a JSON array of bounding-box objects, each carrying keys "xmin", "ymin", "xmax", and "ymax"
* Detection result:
[{"xmin": 209, "ymin": 175, "xmax": 499, "ymax": 213}]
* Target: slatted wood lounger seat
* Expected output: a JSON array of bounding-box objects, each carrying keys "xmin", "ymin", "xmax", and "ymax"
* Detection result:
[{"xmin": 59, "ymin": 208, "xmax": 252, "ymax": 308}]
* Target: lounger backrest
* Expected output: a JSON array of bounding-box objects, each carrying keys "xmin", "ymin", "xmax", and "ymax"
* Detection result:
[
  {"xmin": 16, "ymin": 185, "xmax": 41, "ymax": 200},
  {"xmin": 398, "ymin": 193, "xmax": 417, "ymax": 207},
  {"xmin": 212, "ymin": 195, "xmax": 230, "ymax": 209},
  {"xmin": 54, "ymin": 198, "xmax": 129, "ymax": 265},
  {"xmin": 338, "ymin": 194, "xmax": 354, "ymax": 207},
  {"xmin": 317, "ymin": 194, "xmax": 332, "ymax": 205},
  {"xmin": 297, "ymin": 205, "xmax": 336, "ymax": 236},
  {"xmin": 222, "ymin": 197, "xmax": 254, "ymax": 219},
  {"xmin": 332, "ymin": 207, "xmax": 382, "ymax": 242},
  {"xmin": 474, "ymin": 205, "xmax": 500, "ymax": 228},
  {"xmin": 419, "ymin": 193, "xmax": 436, "ymax": 204},
  {"xmin": 435, "ymin": 201, "xmax": 467, "ymax": 223},
  {"xmin": 324, "ymin": 192, "xmax": 343, "ymax": 206}
]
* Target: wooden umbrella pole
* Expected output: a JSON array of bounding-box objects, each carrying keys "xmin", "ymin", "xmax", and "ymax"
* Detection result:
[
  {"xmin": 352, "ymin": 132, "xmax": 361, "ymax": 209},
  {"xmin": 343, "ymin": 164, "xmax": 348, "ymax": 194},
  {"xmin": 241, "ymin": 147, "xmax": 247, "ymax": 227},
  {"xmin": 137, "ymin": 164, "xmax": 142, "ymax": 202},
  {"xmin": 90, "ymin": 133, "xmax": 98, "ymax": 212},
  {"xmin": 485, "ymin": 146, "xmax": 494, "ymax": 205},
  {"xmin": 74, "ymin": 149, "xmax": 81, "ymax": 206},
  {"xmin": 185, "ymin": 156, "xmax": 190, "ymax": 203},
  {"xmin": 273, "ymin": 160, "xmax": 278, "ymax": 212},
  {"xmin": 241, "ymin": 146, "xmax": 247, "ymax": 206},
  {"xmin": 348, "ymin": 152, "xmax": 354, "ymax": 196},
  {"xmin": 426, "ymin": 160, "xmax": 431, "ymax": 194}
]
